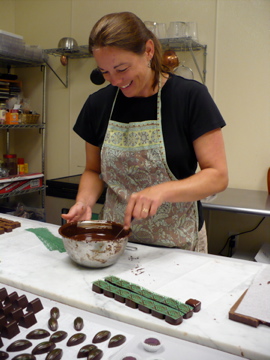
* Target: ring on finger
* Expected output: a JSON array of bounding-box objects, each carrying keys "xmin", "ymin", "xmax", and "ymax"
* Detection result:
[{"xmin": 142, "ymin": 208, "xmax": 148, "ymax": 213}]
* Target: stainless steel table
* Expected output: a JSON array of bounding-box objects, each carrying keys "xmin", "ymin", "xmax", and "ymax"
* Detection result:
[{"xmin": 202, "ymin": 188, "xmax": 270, "ymax": 217}]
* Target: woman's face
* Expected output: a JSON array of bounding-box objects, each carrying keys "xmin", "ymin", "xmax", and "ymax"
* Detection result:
[{"xmin": 93, "ymin": 40, "xmax": 155, "ymax": 97}]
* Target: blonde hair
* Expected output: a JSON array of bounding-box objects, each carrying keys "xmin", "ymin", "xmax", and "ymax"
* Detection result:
[{"xmin": 89, "ymin": 12, "xmax": 166, "ymax": 90}]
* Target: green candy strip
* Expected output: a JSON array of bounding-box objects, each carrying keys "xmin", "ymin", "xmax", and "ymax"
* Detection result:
[
  {"xmin": 92, "ymin": 279, "xmax": 183, "ymax": 321},
  {"xmin": 105, "ymin": 275, "xmax": 192, "ymax": 314}
]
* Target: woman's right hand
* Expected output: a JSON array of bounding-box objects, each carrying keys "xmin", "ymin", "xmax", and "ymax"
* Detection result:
[{"xmin": 61, "ymin": 201, "xmax": 92, "ymax": 223}]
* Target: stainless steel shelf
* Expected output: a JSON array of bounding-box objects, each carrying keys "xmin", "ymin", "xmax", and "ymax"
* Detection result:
[
  {"xmin": 0, "ymin": 124, "xmax": 45, "ymax": 129},
  {"xmin": 0, "ymin": 186, "xmax": 46, "ymax": 199},
  {"xmin": 44, "ymin": 45, "xmax": 90, "ymax": 59},
  {"xmin": 0, "ymin": 54, "xmax": 45, "ymax": 68}
]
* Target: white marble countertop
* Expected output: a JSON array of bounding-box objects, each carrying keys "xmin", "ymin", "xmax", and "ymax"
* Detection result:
[{"xmin": 0, "ymin": 214, "xmax": 269, "ymax": 360}]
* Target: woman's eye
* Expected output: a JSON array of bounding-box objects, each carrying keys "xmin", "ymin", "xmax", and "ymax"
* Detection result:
[{"xmin": 117, "ymin": 68, "xmax": 128, "ymax": 73}]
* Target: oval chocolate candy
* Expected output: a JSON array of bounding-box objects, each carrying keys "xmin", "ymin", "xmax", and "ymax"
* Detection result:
[
  {"xmin": 108, "ymin": 334, "xmax": 126, "ymax": 348},
  {"xmin": 66, "ymin": 333, "xmax": 86, "ymax": 347},
  {"xmin": 92, "ymin": 330, "xmax": 111, "ymax": 344},
  {"xmin": 45, "ymin": 348, "xmax": 63, "ymax": 360},
  {"xmin": 87, "ymin": 348, "xmax": 103, "ymax": 360},
  {"xmin": 48, "ymin": 318, "xmax": 58, "ymax": 331},
  {"xmin": 77, "ymin": 344, "xmax": 97, "ymax": 358},
  {"xmin": 50, "ymin": 330, "xmax": 68, "ymax": 343},
  {"xmin": 74, "ymin": 316, "xmax": 84, "ymax": 331},
  {"xmin": 11, "ymin": 354, "xmax": 36, "ymax": 360},
  {"xmin": 7, "ymin": 339, "xmax": 32, "ymax": 352},
  {"xmin": 0, "ymin": 351, "xmax": 9, "ymax": 360},
  {"xmin": 26, "ymin": 328, "xmax": 50, "ymax": 340},
  {"xmin": 32, "ymin": 341, "xmax": 56, "ymax": 355},
  {"xmin": 50, "ymin": 307, "xmax": 60, "ymax": 319}
]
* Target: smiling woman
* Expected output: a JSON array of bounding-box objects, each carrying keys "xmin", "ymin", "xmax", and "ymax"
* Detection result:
[{"xmin": 62, "ymin": 11, "xmax": 228, "ymax": 253}]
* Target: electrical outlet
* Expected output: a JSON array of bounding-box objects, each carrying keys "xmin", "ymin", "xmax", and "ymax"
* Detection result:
[{"xmin": 229, "ymin": 233, "xmax": 239, "ymax": 249}]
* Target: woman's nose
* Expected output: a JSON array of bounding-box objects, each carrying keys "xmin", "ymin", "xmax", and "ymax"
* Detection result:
[{"xmin": 109, "ymin": 74, "xmax": 122, "ymax": 87}]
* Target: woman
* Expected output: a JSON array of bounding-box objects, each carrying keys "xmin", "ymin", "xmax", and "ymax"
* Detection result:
[{"xmin": 62, "ymin": 12, "xmax": 228, "ymax": 252}]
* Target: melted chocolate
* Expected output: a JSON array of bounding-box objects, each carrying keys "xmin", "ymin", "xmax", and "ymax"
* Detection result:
[{"xmin": 59, "ymin": 222, "xmax": 130, "ymax": 242}]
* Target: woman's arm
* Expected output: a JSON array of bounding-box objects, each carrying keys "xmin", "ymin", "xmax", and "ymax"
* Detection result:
[
  {"xmin": 61, "ymin": 142, "xmax": 104, "ymax": 222},
  {"xmin": 124, "ymin": 128, "xmax": 228, "ymax": 228}
]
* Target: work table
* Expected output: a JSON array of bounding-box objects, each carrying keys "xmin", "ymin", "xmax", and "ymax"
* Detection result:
[{"xmin": 0, "ymin": 214, "xmax": 269, "ymax": 360}]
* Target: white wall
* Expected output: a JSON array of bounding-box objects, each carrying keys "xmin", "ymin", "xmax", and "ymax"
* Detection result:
[{"xmin": 1, "ymin": 0, "xmax": 270, "ymax": 254}]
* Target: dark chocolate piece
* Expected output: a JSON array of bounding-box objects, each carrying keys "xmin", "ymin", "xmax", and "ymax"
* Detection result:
[
  {"xmin": 92, "ymin": 330, "xmax": 111, "ymax": 344},
  {"xmin": 138, "ymin": 304, "xmax": 151, "ymax": 314},
  {"xmin": 6, "ymin": 339, "xmax": 32, "ymax": 352},
  {"xmin": 45, "ymin": 348, "xmax": 63, "ymax": 360},
  {"xmin": 185, "ymin": 298, "xmax": 201, "ymax": 312},
  {"xmin": 19, "ymin": 311, "xmax": 37, "ymax": 328},
  {"xmin": 0, "ymin": 351, "xmax": 9, "ymax": 360},
  {"xmin": 9, "ymin": 307, "xmax": 24, "ymax": 322},
  {"xmin": 77, "ymin": 344, "xmax": 97, "ymax": 358},
  {"xmin": 87, "ymin": 348, "xmax": 103, "ymax": 360},
  {"xmin": 92, "ymin": 284, "xmax": 103, "ymax": 294},
  {"xmin": 32, "ymin": 341, "xmax": 56, "ymax": 355},
  {"xmin": 26, "ymin": 299, "xmax": 43, "ymax": 314},
  {"xmin": 13, "ymin": 295, "xmax": 28, "ymax": 310},
  {"xmin": 121, "ymin": 357, "xmax": 137, "ymax": 360},
  {"xmin": 108, "ymin": 334, "xmax": 126, "ymax": 348},
  {"xmin": 4, "ymin": 291, "xmax": 18, "ymax": 305},
  {"xmin": 1, "ymin": 320, "xmax": 20, "ymax": 339},
  {"xmin": 48, "ymin": 318, "xmax": 58, "ymax": 331},
  {"xmin": 165, "ymin": 314, "xmax": 183, "ymax": 325},
  {"xmin": 0, "ymin": 303, "xmax": 12, "ymax": 316},
  {"xmin": 125, "ymin": 299, "xmax": 137, "ymax": 309},
  {"xmin": 50, "ymin": 330, "xmax": 68, "ymax": 343},
  {"xmin": 50, "ymin": 307, "xmax": 60, "ymax": 319},
  {"xmin": 66, "ymin": 333, "xmax": 86, "ymax": 347},
  {"xmin": 26, "ymin": 329, "xmax": 50, "ymax": 340},
  {"xmin": 114, "ymin": 294, "xmax": 125, "ymax": 303},
  {"xmin": 12, "ymin": 354, "xmax": 36, "ymax": 360},
  {"xmin": 0, "ymin": 288, "xmax": 8, "ymax": 301},
  {"xmin": 74, "ymin": 317, "xmax": 84, "ymax": 331},
  {"xmin": 103, "ymin": 290, "xmax": 114, "ymax": 298},
  {"xmin": 0, "ymin": 337, "xmax": 3, "ymax": 348}
]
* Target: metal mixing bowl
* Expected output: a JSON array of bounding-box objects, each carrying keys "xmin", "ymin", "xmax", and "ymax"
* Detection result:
[
  {"xmin": 58, "ymin": 220, "xmax": 131, "ymax": 268},
  {"xmin": 58, "ymin": 37, "xmax": 79, "ymax": 52}
]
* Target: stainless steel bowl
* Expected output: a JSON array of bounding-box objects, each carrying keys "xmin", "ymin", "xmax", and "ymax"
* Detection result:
[
  {"xmin": 58, "ymin": 220, "xmax": 131, "ymax": 268},
  {"xmin": 57, "ymin": 37, "xmax": 79, "ymax": 52}
]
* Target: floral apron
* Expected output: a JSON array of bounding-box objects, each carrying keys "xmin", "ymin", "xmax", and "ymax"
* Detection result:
[{"xmin": 100, "ymin": 84, "xmax": 200, "ymax": 250}]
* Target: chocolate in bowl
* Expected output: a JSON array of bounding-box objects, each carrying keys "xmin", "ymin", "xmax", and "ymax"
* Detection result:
[{"xmin": 59, "ymin": 221, "xmax": 131, "ymax": 268}]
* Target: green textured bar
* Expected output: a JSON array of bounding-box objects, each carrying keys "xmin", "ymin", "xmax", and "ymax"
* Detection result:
[
  {"xmin": 92, "ymin": 280, "xmax": 183, "ymax": 322},
  {"xmin": 105, "ymin": 275, "xmax": 192, "ymax": 314}
]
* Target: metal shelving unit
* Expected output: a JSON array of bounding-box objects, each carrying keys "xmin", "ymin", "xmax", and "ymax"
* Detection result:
[
  {"xmin": 0, "ymin": 57, "xmax": 47, "ymax": 207},
  {"xmin": 44, "ymin": 38, "xmax": 207, "ymax": 86}
]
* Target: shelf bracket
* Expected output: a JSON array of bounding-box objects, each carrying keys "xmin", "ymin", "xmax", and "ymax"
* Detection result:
[{"xmin": 44, "ymin": 60, "xmax": 68, "ymax": 88}]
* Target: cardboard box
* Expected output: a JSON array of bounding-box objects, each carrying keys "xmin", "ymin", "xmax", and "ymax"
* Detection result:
[
  {"xmin": 5, "ymin": 112, "xmax": 19, "ymax": 124},
  {"xmin": 0, "ymin": 173, "xmax": 43, "ymax": 194}
]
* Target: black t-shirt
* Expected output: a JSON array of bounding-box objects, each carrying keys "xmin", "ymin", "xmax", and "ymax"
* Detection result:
[{"xmin": 73, "ymin": 74, "xmax": 226, "ymax": 229}]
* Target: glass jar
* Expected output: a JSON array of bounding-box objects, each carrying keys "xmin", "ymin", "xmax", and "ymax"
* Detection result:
[{"xmin": 3, "ymin": 154, "xmax": 17, "ymax": 175}]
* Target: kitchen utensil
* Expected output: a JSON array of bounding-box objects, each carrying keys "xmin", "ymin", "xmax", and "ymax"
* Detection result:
[
  {"xmin": 59, "ymin": 220, "xmax": 131, "ymax": 268},
  {"xmin": 57, "ymin": 37, "xmax": 79, "ymax": 52},
  {"xmin": 162, "ymin": 50, "xmax": 179, "ymax": 72},
  {"xmin": 175, "ymin": 63, "xmax": 194, "ymax": 79}
]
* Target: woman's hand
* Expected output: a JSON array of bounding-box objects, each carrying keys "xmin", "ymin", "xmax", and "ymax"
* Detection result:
[
  {"xmin": 61, "ymin": 201, "xmax": 92, "ymax": 223},
  {"xmin": 123, "ymin": 186, "xmax": 164, "ymax": 229}
]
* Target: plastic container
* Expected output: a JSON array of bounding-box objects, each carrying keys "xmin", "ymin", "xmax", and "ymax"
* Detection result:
[
  {"xmin": 17, "ymin": 157, "xmax": 25, "ymax": 175},
  {"xmin": 3, "ymin": 154, "xmax": 17, "ymax": 175}
]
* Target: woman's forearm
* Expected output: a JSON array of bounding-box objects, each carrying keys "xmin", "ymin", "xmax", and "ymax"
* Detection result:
[{"xmin": 76, "ymin": 169, "xmax": 105, "ymax": 208}]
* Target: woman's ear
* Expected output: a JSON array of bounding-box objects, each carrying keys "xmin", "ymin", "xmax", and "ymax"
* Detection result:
[{"xmin": 145, "ymin": 39, "xmax": 155, "ymax": 61}]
